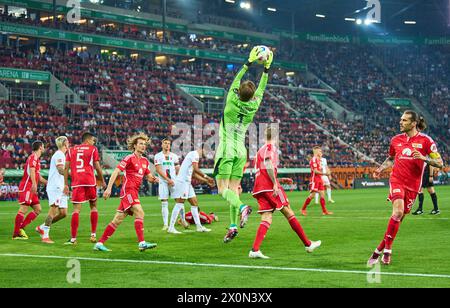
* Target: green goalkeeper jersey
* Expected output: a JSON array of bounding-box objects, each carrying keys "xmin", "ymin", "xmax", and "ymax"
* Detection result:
[{"xmin": 216, "ymin": 64, "xmax": 269, "ymax": 159}]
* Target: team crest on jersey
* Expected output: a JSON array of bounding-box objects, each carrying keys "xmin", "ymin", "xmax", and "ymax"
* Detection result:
[
  {"xmin": 412, "ymin": 143, "xmax": 423, "ymax": 149},
  {"xmin": 431, "ymin": 144, "xmax": 437, "ymax": 153},
  {"xmin": 138, "ymin": 168, "xmax": 143, "ymax": 175},
  {"xmin": 401, "ymin": 148, "xmax": 412, "ymax": 156}
]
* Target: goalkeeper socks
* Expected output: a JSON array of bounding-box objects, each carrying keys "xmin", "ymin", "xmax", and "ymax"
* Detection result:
[
  {"xmin": 222, "ymin": 189, "xmax": 242, "ymax": 228},
  {"xmin": 430, "ymin": 193, "xmax": 439, "ymax": 211},
  {"xmin": 418, "ymin": 193, "xmax": 424, "ymax": 210},
  {"xmin": 161, "ymin": 201, "xmax": 169, "ymax": 226}
]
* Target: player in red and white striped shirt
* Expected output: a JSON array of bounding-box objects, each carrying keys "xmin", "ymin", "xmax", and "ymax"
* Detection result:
[
  {"xmin": 12, "ymin": 141, "xmax": 48, "ymax": 240},
  {"xmin": 249, "ymin": 127, "xmax": 321, "ymax": 259},
  {"xmin": 94, "ymin": 133, "xmax": 159, "ymax": 252},
  {"xmin": 64, "ymin": 132, "xmax": 106, "ymax": 245}
]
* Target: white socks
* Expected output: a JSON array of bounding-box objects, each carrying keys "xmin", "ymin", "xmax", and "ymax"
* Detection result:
[
  {"xmin": 327, "ymin": 188, "xmax": 332, "ymax": 201},
  {"xmin": 161, "ymin": 201, "xmax": 169, "ymax": 226},
  {"xmin": 169, "ymin": 203, "xmax": 184, "ymax": 230},
  {"xmin": 41, "ymin": 224, "xmax": 50, "ymax": 238},
  {"xmin": 191, "ymin": 206, "xmax": 203, "ymax": 229},
  {"xmin": 315, "ymin": 193, "xmax": 319, "ymax": 203}
]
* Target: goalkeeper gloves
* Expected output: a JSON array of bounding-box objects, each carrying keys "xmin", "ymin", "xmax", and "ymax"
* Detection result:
[
  {"xmin": 248, "ymin": 46, "xmax": 260, "ymax": 63},
  {"xmin": 264, "ymin": 50, "xmax": 274, "ymax": 70}
]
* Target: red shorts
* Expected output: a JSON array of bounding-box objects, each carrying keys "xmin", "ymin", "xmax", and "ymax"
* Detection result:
[
  {"xmin": 18, "ymin": 191, "xmax": 40, "ymax": 206},
  {"xmin": 118, "ymin": 190, "xmax": 140, "ymax": 216},
  {"xmin": 72, "ymin": 186, "xmax": 97, "ymax": 204},
  {"xmin": 185, "ymin": 211, "xmax": 213, "ymax": 224},
  {"xmin": 309, "ymin": 178, "xmax": 324, "ymax": 193},
  {"xmin": 388, "ymin": 182, "xmax": 419, "ymax": 215},
  {"xmin": 253, "ymin": 189, "xmax": 289, "ymax": 214}
]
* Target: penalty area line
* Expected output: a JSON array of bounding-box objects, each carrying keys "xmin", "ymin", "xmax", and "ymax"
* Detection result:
[{"xmin": 1, "ymin": 253, "xmax": 450, "ymax": 279}]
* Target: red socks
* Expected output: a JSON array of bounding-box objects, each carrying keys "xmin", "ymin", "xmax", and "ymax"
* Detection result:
[
  {"xmin": 302, "ymin": 197, "xmax": 313, "ymax": 210},
  {"xmin": 71, "ymin": 212, "xmax": 80, "ymax": 239},
  {"xmin": 376, "ymin": 216, "xmax": 402, "ymax": 252},
  {"xmin": 135, "ymin": 218, "xmax": 145, "ymax": 243},
  {"xmin": 288, "ymin": 216, "xmax": 311, "ymax": 247},
  {"xmin": 99, "ymin": 223, "xmax": 117, "ymax": 244},
  {"xmin": 320, "ymin": 198, "xmax": 327, "ymax": 213},
  {"xmin": 91, "ymin": 210, "xmax": 98, "ymax": 234},
  {"xmin": 21, "ymin": 211, "xmax": 38, "ymax": 229},
  {"xmin": 13, "ymin": 212, "xmax": 25, "ymax": 236},
  {"xmin": 384, "ymin": 216, "xmax": 401, "ymax": 250},
  {"xmin": 252, "ymin": 221, "xmax": 271, "ymax": 251}
]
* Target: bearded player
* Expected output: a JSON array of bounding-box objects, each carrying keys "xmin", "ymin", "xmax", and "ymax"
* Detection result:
[
  {"xmin": 214, "ymin": 46, "xmax": 273, "ymax": 243},
  {"xmin": 64, "ymin": 132, "xmax": 106, "ymax": 245},
  {"xmin": 368, "ymin": 111, "xmax": 443, "ymax": 266},
  {"xmin": 250, "ymin": 127, "xmax": 321, "ymax": 259},
  {"xmin": 301, "ymin": 146, "xmax": 333, "ymax": 216},
  {"xmin": 94, "ymin": 133, "xmax": 159, "ymax": 252}
]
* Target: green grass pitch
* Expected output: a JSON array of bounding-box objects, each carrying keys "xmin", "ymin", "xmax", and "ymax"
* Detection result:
[{"xmin": 0, "ymin": 187, "xmax": 449, "ymax": 288}]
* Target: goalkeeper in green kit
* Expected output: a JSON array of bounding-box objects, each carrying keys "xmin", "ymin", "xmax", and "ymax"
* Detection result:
[{"xmin": 213, "ymin": 46, "xmax": 274, "ymax": 243}]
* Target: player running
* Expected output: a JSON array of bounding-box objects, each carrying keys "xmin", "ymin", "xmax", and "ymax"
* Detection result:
[
  {"xmin": 250, "ymin": 127, "xmax": 321, "ymax": 259},
  {"xmin": 167, "ymin": 148, "xmax": 216, "ymax": 234},
  {"xmin": 315, "ymin": 156, "xmax": 335, "ymax": 204},
  {"xmin": 64, "ymin": 132, "xmax": 106, "ymax": 245},
  {"xmin": 94, "ymin": 133, "xmax": 159, "ymax": 252},
  {"xmin": 13, "ymin": 141, "xmax": 47, "ymax": 240},
  {"xmin": 368, "ymin": 111, "xmax": 443, "ymax": 266},
  {"xmin": 301, "ymin": 146, "xmax": 333, "ymax": 216},
  {"xmin": 35, "ymin": 136, "xmax": 70, "ymax": 243},
  {"xmin": 213, "ymin": 46, "xmax": 273, "ymax": 243},
  {"xmin": 154, "ymin": 138, "xmax": 180, "ymax": 230}
]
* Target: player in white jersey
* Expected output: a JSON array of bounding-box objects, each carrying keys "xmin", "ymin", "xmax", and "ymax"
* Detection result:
[
  {"xmin": 35, "ymin": 136, "xmax": 70, "ymax": 243},
  {"xmin": 167, "ymin": 148, "xmax": 216, "ymax": 234},
  {"xmin": 154, "ymin": 138, "xmax": 181, "ymax": 231},
  {"xmin": 315, "ymin": 156, "xmax": 335, "ymax": 204}
]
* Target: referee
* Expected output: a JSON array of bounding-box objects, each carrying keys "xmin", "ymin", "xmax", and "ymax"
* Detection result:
[{"xmin": 412, "ymin": 164, "xmax": 440, "ymax": 215}]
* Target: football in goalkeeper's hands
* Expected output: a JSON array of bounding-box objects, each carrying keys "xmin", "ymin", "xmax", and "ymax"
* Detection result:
[{"xmin": 255, "ymin": 45, "xmax": 271, "ymax": 64}]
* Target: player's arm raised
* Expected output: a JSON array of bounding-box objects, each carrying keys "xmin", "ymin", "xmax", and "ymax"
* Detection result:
[
  {"xmin": 254, "ymin": 50, "xmax": 273, "ymax": 104},
  {"xmin": 193, "ymin": 163, "xmax": 215, "ymax": 187},
  {"xmin": 226, "ymin": 47, "xmax": 259, "ymax": 102}
]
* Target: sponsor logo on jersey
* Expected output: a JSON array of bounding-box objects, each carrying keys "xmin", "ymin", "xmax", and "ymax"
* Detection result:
[
  {"xmin": 412, "ymin": 143, "xmax": 423, "ymax": 149},
  {"xmin": 393, "ymin": 189, "xmax": 401, "ymax": 193},
  {"xmin": 401, "ymin": 148, "xmax": 412, "ymax": 156}
]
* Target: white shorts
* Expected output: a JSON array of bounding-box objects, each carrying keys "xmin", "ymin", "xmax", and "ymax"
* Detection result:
[
  {"xmin": 172, "ymin": 181, "xmax": 196, "ymax": 200},
  {"xmin": 158, "ymin": 182, "xmax": 175, "ymax": 200},
  {"xmin": 46, "ymin": 188, "xmax": 68, "ymax": 209},
  {"xmin": 321, "ymin": 176, "xmax": 331, "ymax": 186}
]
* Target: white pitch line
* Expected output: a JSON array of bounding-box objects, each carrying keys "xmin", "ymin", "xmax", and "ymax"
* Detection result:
[{"xmin": 1, "ymin": 253, "xmax": 450, "ymax": 280}]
